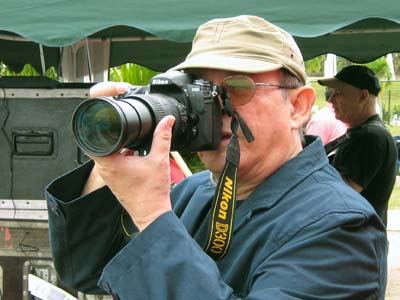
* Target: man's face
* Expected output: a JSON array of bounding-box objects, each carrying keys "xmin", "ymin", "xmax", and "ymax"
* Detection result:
[
  {"xmin": 192, "ymin": 69, "xmax": 304, "ymax": 182},
  {"xmin": 328, "ymin": 83, "xmax": 363, "ymax": 125}
]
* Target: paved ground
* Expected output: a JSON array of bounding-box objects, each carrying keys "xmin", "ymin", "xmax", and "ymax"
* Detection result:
[{"xmin": 386, "ymin": 210, "xmax": 400, "ymax": 300}]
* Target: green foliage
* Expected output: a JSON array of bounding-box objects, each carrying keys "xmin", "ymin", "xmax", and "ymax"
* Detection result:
[
  {"xmin": 391, "ymin": 104, "xmax": 400, "ymax": 117},
  {"xmin": 366, "ymin": 57, "xmax": 392, "ymax": 81},
  {"xmin": 304, "ymin": 55, "xmax": 325, "ymax": 76},
  {"xmin": 181, "ymin": 152, "xmax": 206, "ymax": 173},
  {"xmin": 45, "ymin": 67, "xmax": 58, "ymax": 80},
  {"xmin": 0, "ymin": 62, "xmax": 58, "ymax": 79},
  {"xmin": 109, "ymin": 63, "xmax": 158, "ymax": 85}
]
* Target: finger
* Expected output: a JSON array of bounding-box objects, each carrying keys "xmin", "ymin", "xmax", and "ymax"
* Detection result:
[
  {"xmin": 90, "ymin": 82, "xmax": 132, "ymax": 97},
  {"xmin": 149, "ymin": 116, "xmax": 175, "ymax": 157}
]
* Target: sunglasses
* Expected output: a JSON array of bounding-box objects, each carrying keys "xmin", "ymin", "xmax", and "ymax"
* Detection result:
[{"xmin": 220, "ymin": 75, "xmax": 297, "ymax": 106}]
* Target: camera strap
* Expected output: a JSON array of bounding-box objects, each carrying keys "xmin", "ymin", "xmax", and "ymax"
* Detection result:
[
  {"xmin": 204, "ymin": 134, "xmax": 238, "ymax": 260},
  {"xmin": 204, "ymin": 97, "xmax": 254, "ymax": 260},
  {"xmin": 324, "ymin": 119, "xmax": 385, "ymax": 155},
  {"xmin": 324, "ymin": 132, "xmax": 350, "ymax": 155}
]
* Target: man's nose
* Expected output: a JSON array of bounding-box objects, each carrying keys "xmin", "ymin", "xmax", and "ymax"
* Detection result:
[{"xmin": 221, "ymin": 113, "xmax": 233, "ymax": 123}]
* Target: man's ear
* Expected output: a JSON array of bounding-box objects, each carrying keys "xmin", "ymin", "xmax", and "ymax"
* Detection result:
[
  {"xmin": 289, "ymin": 86, "xmax": 316, "ymax": 130},
  {"xmin": 359, "ymin": 89, "xmax": 370, "ymax": 103}
]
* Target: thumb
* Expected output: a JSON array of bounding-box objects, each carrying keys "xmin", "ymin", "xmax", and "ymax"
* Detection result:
[
  {"xmin": 149, "ymin": 116, "xmax": 175, "ymax": 157},
  {"xmin": 90, "ymin": 82, "xmax": 131, "ymax": 97}
]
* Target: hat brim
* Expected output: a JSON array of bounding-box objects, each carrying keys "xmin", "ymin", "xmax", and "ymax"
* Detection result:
[
  {"xmin": 318, "ymin": 78, "xmax": 345, "ymax": 89},
  {"xmin": 171, "ymin": 54, "xmax": 282, "ymax": 74}
]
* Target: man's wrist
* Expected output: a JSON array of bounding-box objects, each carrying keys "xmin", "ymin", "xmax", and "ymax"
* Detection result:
[
  {"xmin": 81, "ymin": 162, "xmax": 106, "ymax": 196},
  {"xmin": 132, "ymin": 208, "xmax": 172, "ymax": 232}
]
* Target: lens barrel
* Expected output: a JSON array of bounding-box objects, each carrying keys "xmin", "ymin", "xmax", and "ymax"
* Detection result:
[{"xmin": 72, "ymin": 94, "xmax": 187, "ymax": 156}]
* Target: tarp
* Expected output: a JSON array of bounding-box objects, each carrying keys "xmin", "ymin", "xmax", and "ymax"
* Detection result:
[{"xmin": 0, "ymin": 0, "xmax": 400, "ymax": 72}]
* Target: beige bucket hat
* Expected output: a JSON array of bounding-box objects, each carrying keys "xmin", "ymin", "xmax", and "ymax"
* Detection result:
[{"xmin": 172, "ymin": 15, "xmax": 307, "ymax": 84}]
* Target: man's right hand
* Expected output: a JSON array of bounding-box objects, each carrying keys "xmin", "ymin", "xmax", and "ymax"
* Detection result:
[{"xmin": 81, "ymin": 81, "xmax": 132, "ymax": 195}]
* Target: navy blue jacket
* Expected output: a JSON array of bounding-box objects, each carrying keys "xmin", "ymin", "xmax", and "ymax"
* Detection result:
[{"xmin": 46, "ymin": 137, "xmax": 387, "ymax": 299}]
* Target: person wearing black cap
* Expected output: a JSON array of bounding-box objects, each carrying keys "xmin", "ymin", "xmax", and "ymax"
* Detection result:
[{"xmin": 319, "ymin": 65, "xmax": 397, "ymax": 225}]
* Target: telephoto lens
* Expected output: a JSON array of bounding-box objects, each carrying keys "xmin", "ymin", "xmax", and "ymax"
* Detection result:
[{"xmin": 72, "ymin": 94, "xmax": 187, "ymax": 156}]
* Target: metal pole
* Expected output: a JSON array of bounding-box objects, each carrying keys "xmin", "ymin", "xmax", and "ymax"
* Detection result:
[
  {"xmin": 388, "ymin": 90, "xmax": 391, "ymax": 123},
  {"xmin": 85, "ymin": 38, "xmax": 93, "ymax": 82},
  {"xmin": 39, "ymin": 44, "xmax": 46, "ymax": 76}
]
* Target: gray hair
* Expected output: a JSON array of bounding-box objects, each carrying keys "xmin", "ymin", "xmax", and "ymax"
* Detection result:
[
  {"xmin": 280, "ymin": 69, "xmax": 304, "ymax": 99},
  {"xmin": 280, "ymin": 69, "xmax": 307, "ymax": 145}
]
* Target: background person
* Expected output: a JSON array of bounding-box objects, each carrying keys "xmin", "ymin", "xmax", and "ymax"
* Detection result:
[
  {"xmin": 305, "ymin": 88, "xmax": 348, "ymax": 144},
  {"xmin": 319, "ymin": 65, "xmax": 397, "ymax": 225},
  {"xmin": 46, "ymin": 16, "xmax": 387, "ymax": 299}
]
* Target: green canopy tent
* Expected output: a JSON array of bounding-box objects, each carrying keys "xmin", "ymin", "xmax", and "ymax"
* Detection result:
[{"xmin": 0, "ymin": 0, "xmax": 400, "ymax": 78}]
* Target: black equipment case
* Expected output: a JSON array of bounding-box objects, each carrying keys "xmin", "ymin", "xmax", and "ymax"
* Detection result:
[{"xmin": 0, "ymin": 77, "xmax": 96, "ymax": 299}]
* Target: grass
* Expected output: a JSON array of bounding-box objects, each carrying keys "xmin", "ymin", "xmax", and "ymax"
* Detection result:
[{"xmin": 389, "ymin": 184, "xmax": 400, "ymax": 209}]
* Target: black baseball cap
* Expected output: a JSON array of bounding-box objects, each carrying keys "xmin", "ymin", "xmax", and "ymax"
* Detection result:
[{"xmin": 318, "ymin": 65, "xmax": 381, "ymax": 96}]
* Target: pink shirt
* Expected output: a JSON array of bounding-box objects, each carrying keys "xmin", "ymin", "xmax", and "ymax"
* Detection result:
[
  {"xmin": 170, "ymin": 158, "xmax": 186, "ymax": 184},
  {"xmin": 305, "ymin": 103, "xmax": 348, "ymax": 145}
]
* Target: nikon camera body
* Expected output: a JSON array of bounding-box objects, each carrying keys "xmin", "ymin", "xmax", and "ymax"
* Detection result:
[{"xmin": 72, "ymin": 71, "xmax": 222, "ymax": 156}]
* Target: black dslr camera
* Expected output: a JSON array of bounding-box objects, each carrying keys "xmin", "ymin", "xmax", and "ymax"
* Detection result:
[{"xmin": 72, "ymin": 71, "xmax": 222, "ymax": 156}]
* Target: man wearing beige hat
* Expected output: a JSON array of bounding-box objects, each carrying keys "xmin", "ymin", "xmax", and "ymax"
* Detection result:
[{"xmin": 46, "ymin": 16, "xmax": 387, "ymax": 299}]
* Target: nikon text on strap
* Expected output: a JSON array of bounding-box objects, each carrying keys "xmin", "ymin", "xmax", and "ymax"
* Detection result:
[
  {"xmin": 204, "ymin": 137, "xmax": 238, "ymax": 260},
  {"xmin": 204, "ymin": 94, "xmax": 254, "ymax": 260}
]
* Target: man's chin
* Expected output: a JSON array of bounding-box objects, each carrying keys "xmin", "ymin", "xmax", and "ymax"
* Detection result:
[{"xmin": 198, "ymin": 151, "xmax": 226, "ymax": 170}]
